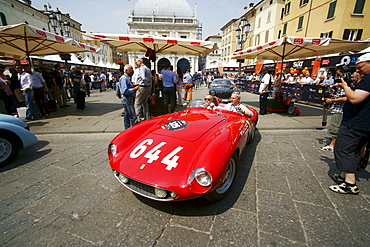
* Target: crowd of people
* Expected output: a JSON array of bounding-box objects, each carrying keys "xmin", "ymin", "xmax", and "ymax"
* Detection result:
[{"xmin": 0, "ymin": 63, "xmax": 120, "ymax": 120}]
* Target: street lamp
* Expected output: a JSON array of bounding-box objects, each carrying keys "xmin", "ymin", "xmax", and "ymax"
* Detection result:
[
  {"xmin": 236, "ymin": 17, "xmax": 250, "ymax": 76},
  {"xmin": 49, "ymin": 14, "xmax": 58, "ymax": 34},
  {"xmin": 54, "ymin": 8, "xmax": 65, "ymax": 36},
  {"xmin": 64, "ymin": 21, "xmax": 70, "ymax": 37}
]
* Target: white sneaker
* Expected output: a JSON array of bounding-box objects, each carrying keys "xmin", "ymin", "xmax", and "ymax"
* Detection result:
[{"xmin": 319, "ymin": 145, "xmax": 334, "ymax": 152}]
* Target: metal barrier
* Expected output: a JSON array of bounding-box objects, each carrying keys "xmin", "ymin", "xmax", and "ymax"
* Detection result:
[{"xmin": 235, "ymin": 79, "xmax": 330, "ymax": 105}]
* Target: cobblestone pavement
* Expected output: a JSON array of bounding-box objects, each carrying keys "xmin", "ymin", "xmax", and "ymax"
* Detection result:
[{"xmin": 1, "ymin": 86, "xmax": 369, "ymax": 246}]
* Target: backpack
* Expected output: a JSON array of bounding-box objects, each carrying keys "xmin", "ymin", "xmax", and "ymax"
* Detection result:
[{"xmin": 73, "ymin": 76, "xmax": 82, "ymax": 93}]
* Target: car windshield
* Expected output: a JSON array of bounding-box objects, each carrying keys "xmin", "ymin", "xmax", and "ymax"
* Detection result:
[
  {"xmin": 211, "ymin": 80, "xmax": 233, "ymax": 87},
  {"xmin": 187, "ymin": 100, "xmax": 240, "ymax": 115}
]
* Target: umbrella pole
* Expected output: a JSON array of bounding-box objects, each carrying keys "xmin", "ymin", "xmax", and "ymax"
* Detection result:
[
  {"xmin": 23, "ymin": 24, "xmax": 34, "ymax": 70},
  {"xmin": 27, "ymin": 55, "xmax": 34, "ymax": 70},
  {"xmin": 152, "ymin": 60, "xmax": 157, "ymax": 95}
]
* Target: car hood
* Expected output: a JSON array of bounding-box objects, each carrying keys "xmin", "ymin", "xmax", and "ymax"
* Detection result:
[
  {"xmin": 148, "ymin": 109, "xmax": 225, "ymax": 142},
  {"xmin": 0, "ymin": 114, "xmax": 28, "ymax": 129}
]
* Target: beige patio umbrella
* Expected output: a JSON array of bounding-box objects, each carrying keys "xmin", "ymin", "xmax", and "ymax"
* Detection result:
[
  {"xmin": 0, "ymin": 23, "xmax": 95, "ymax": 61},
  {"xmin": 231, "ymin": 36, "xmax": 369, "ymax": 61},
  {"xmin": 81, "ymin": 33, "xmax": 218, "ymax": 57}
]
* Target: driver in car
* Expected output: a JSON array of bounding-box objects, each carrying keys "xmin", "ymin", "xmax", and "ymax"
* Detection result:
[
  {"xmin": 203, "ymin": 94, "xmax": 222, "ymax": 109},
  {"xmin": 222, "ymin": 92, "xmax": 253, "ymax": 117}
]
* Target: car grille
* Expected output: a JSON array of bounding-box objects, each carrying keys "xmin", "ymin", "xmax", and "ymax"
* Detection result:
[
  {"xmin": 217, "ymin": 92, "xmax": 232, "ymax": 99},
  {"xmin": 113, "ymin": 170, "xmax": 177, "ymax": 201}
]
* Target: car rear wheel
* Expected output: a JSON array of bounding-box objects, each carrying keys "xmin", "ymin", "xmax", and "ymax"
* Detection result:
[
  {"xmin": 205, "ymin": 153, "xmax": 238, "ymax": 202},
  {"xmin": 248, "ymin": 128, "xmax": 255, "ymax": 144},
  {"xmin": 0, "ymin": 133, "xmax": 20, "ymax": 167}
]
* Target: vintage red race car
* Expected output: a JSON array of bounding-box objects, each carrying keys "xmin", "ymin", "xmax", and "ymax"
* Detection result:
[{"xmin": 108, "ymin": 100, "xmax": 258, "ymax": 202}]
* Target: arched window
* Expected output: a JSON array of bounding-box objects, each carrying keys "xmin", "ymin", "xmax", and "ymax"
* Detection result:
[{"xmin": 0, "ymin": 12, "xmax": 8, "ymax": 26}]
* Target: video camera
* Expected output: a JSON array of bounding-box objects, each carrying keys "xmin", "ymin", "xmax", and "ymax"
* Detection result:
[{"xmin": 334, "ymin": 62, "xmax": 352, "ymax": 86}]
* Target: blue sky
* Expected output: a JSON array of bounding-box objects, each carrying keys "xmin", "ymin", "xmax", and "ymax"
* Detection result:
[{"xmin": 31, "ymin": 0, "xmax": 254, "ymax": 39}]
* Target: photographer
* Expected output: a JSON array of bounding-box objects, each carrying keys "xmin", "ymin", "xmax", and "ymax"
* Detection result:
[
  {"xmin": 329, "ymin": 53, "xmax": 370, "ymax": 195},
  {"xmin": 319, "ymin": 67, "xmax": 348, "ymax": 152}
]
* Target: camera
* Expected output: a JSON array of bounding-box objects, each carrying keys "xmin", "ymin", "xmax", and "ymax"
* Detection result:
[
  {"xmin": 334, "ymin": 63, "xmax": 352, "ymax": 86},
  {"xmin": 322, "ymin": 86, "xmax": 338, "ymax": 99}
]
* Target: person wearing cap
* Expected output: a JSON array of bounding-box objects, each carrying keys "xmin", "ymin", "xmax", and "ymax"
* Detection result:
[
  {"xmin": 0, "ymin": 64, "xmax": 13, "ymax": 115},
  {"xmin": 329, "ymin": 53, "xmax": 370, "ymax": 195},
  {"xmin": 322, "ymin": 71, "xmax": 334, "ymax": 86}
]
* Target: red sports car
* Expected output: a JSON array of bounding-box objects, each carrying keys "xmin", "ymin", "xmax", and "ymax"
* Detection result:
[{"xmin": 108, "ymin": 100, "xmax": 258, "ymax": 202}]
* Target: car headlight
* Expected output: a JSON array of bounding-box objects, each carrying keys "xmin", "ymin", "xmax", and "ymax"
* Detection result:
[
  {"xmin": 108, "ymin": 144, "xmax": 117, "ymax": 156},
  {"xmin": 114, "ymin": 171, "xmax": 129, "ymax": 183},
  {"xmin": 154, "ymin": 187, "xmax": 168, "ymax": 198},
  {"xmin": 188, "ymin": 168, "xmax": 212, "ymax": 187}
]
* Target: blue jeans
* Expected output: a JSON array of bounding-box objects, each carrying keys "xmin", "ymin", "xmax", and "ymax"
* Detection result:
[
  {"xmin": 22, "ymin": 89, "xmax": 39, "ymax": 120},
  {"xmin": 121, "ymin": 96, "xmax": 138, "ymax": 129}
]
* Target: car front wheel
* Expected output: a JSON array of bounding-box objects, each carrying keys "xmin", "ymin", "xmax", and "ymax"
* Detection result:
[
  {"xmin": 0, "ymin": 132, "xmax": 20, "ymax": 167},
  {"xmin": 205, "ymin": 153, "xmax": 238, "ymax": 202}
]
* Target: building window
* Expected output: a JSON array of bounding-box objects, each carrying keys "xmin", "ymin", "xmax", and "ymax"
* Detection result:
[
  {"xmin": 297, "ymin": 15, "xmax": 304, "ymax": 30},
  {"xmin": 320, "ymin": 31, "xmax": 333, "ymax": 38},
  {"xmin": 343, "ymin": 29, "xmax": 363, "ymax": 41},
  {"xmin": 258, "ymin": 17, "xmax": 261, "ymax": 27},
  {"xmin": 327, "ymin": 1, "xmax": 337, "ymax": 20},
  {"xmin": 284, "ymin": 2, "xmax": 291, "ymax": 15},
  {"xmin": 267, "ymin": 11, "xmax": 271, "ymax": 23},
  {"xmin": 300, "ymin": 0, "xmax": 309, "ymax": 7},
  {"xmin": 353, "ymin": 0, "xmax": 366, "ymax": 14},
  {"xmin": 255, "ymin": 34, "xmax": 260, "ymax": 45},
  {"xmin": 0, "ymin": 12, "xmax": 7, "ymax": 25},
  {"xmin": 283, "ymin": 23, "xmax": 288, "ymax": 35},
  {"xmin": 265, "ymin": 30, "xmax": 269, "ymax": 43}
]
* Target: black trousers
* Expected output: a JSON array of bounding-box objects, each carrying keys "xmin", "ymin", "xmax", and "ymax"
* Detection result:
[
  {"xmin": 33, "ymin": 87, "xmax": 49, "ymax": 116},
  {"xmin": 163, "ymin": 87, "xmax": 176, "ymax": 114},
  {"xmin": 75, "ymin": 91, "xmax": 86, "ymax": 110},
  {"xmin": 259, "ymin": 92, "xmax": 269, "ymax": 115},
  {"xmin": 334, "ymin": 125, "xmax": 370, "ymax": 173}
]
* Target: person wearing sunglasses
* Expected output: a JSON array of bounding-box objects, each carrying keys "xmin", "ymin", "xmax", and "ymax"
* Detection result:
[{"xmin": 203, "ymin": 95, "xmax": 216, "ymax": 109}]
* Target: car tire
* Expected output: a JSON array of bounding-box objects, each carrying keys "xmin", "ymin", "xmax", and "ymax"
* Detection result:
[
  {"xmin": 248, "ymin": 128, "xmax": 255, "ymax": 144},
  {"xmin": 205, "ymin": 153, "xmax": 238, "ymax": 202},
  {"xmin": 0, "ymin": 132, "xmax": 20, "ymax": 167}
]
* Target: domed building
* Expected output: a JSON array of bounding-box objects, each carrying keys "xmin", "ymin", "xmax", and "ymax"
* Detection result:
[{"xmin": 127, "ymin": 0, "xmax": 201, "ymax": 73}]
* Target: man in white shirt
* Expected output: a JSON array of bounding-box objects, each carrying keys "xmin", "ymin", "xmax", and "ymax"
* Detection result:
[
  {"xmin": 18, "ymin": 64, "xmax": 39, "ymax": 120},
  {"xmin": 300, "ymin": 72, "xmax": 314, "ymax": 85},
  {"xmin": 222, "ymin": 92, "xmax": 253, "ymax": 117},
  {"xmin": 258, "ymin": 67, "xmax": 271, "ymax": 115},
  {"xmin": 133, "ymin": 58, "xmax": 152, "ymax": 121}
]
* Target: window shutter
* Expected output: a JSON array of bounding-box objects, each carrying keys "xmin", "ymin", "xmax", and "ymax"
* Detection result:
[
  {"xmin": 354, "ymin": 0, "xmax": 365, "ymax": 14},
  {"xmin": 342, "ymin": 29, "xmax": 350, "ymax": 40},
  {"xmin": 356, "ymin": 29, "xmax": 363, "ymax": 40},
  {"xmin": 327, "ymin": 1, "xmax": 337, "ymax": 19}
]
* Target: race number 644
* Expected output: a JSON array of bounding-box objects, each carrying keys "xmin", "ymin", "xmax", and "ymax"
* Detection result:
[{"xmin": 129, "ymin": 139, "xmax": 184, "ymax": 171}]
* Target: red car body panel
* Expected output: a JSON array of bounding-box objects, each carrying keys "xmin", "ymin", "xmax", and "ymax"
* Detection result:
[{"xmin": 108, "ymin": 106, "xmax": 258, "ymax": 201}]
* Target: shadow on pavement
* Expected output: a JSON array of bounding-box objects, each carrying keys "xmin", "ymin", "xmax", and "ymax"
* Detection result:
[{"xmin": 0, "ymin": 140, "xmax": 51, "ymax": 172}]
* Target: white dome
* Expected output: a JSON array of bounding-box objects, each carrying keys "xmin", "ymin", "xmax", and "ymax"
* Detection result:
[{"xmin": 132, "ymin": 0, "xmax": 193, "ymax": 18}]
